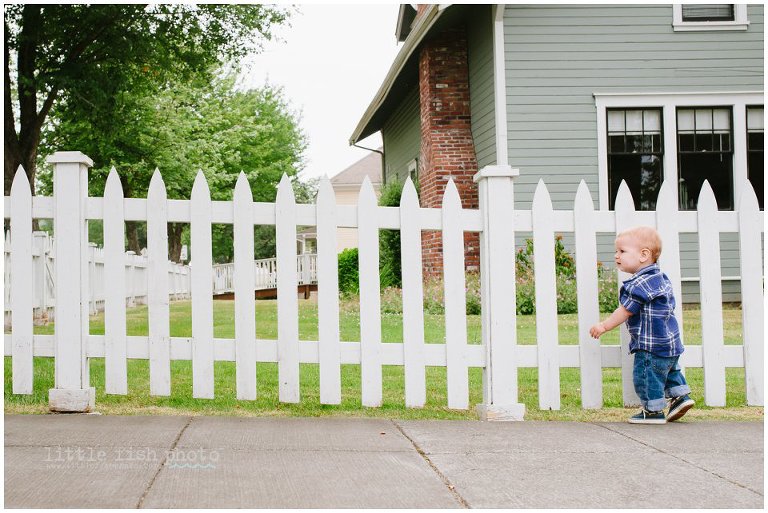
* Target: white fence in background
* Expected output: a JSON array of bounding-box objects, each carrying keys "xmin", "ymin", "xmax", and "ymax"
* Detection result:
[
  {"xmin": 211, "ymin": 254, "xmax": 317, "ymax": 294},
  {"xmin": 3, "ymin": 231, "xmax": 190, "ymax": 326},
  {"xmin": 3, "ymin": 152, "xmax": 764, "ymax": 418}
]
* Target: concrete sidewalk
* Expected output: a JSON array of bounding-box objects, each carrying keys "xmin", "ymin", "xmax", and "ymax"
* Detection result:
[{"xmin": 4, "ymin": 414, "xmax": 763, "ymax": 508}]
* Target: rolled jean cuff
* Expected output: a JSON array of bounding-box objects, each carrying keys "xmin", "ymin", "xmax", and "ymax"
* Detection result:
[
  {"xmin": 665, "ymin": 385, "xmax": 691, "ymax": 398},
  {"xmin": 643, "ymin": 398, "xmax": 668, "ymax": 412}
]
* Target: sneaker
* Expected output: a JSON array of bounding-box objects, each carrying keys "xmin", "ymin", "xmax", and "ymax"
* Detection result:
[
  {"xmin": 667, "ymin": 395, "xmax": 695, "ymax": 422},
  {"xmin": 628, "ymin": 409, "xmax": 666, "ymax": 424}
]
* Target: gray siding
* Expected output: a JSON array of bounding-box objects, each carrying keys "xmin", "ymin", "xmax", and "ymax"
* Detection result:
[
  {"xmin": 467, "ymin": 5, "xmax": 497, "ymax": 169},
  {"xmin": 503, "ymin": 4, "xmax": 764, "ymax": 301},
  {"xmin": 382, "ymin": 86, "xmax": 421, "ymax": 185}
]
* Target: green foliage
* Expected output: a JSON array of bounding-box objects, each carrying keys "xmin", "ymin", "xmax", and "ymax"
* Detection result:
[
  {"xmin": 378, "ymin": 180, "xmax": 406, "ymax": 289},
  {"xmin": 515, "ymin": 236, "xmax": 618, "ymax": 314},
  {"xmin": 5, "ymin": 4, "xmax": 292, "ymax": 195},
  {"xmin": 337, "ymin": 248, "xmax": 360, "ymax": 296},
  {"xmin": 38, "ymin": 72, "xmax": 308, "ymax": 262}
]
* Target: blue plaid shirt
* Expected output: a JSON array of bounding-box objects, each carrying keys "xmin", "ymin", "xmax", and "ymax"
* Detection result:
[{"xmin": 619, "ymin": 264, "xmax": 683, "ymax": 357}]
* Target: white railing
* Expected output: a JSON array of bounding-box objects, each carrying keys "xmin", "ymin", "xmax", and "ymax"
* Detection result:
[
  {"xmin": 3, "ymin": 231, "xmax": 191, "ymax": 326},
  {"xmin": 211, "ymin": 254, "xmax": 317, "ymax": 295},
  {"xmin": 3, "ymin": 152, "xmax": 764, "ymax": 417}
]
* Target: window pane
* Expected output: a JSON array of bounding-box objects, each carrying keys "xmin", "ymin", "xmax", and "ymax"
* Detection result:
[
  {"xmin": 643, "ymin": 110, "xmax": 661, "ymax": 132},
  {"xmin": 626, "ymin": 110, "xmax": 643, "ymax": 133},
  {"xmin": 696, "ymin": 133, "xmax": 714, "ymax": 152},
  {"xmin": 608, "ymin": 111, "xmax": 624, "ymax": 132},
  {"xmin": 748, "ymin": 132, "xmax": 764, "ymax": 151},
  {"xmin": 713, "ymin": 109, "xmax": 730, "ymax": 131},
  {"xmin": 679, "ymin": 133, "xmax": 695, "ymax": 152},
  {"xmin": 747, "ymin": 107, "xmax": 764, "ymax": 130},
  {"xmin": 609, "ymin": 135, "xmax": 625, "ymax": 153},
  {"xmin": 682, "ymin": 4, "xmax": 735, "ymax": 21},
  {"xmin": 678, "ymin": 153, "xmax": 733, "ymax": 210},
  {"xmin": 677, "ymin": 110, "xmax": 695, "ymax": 131},
  {"xmin": 696, "ymin": 109, "xmax": 713, "ymax": 131},
  {"xmin": 626, "ymin": 134, "xmax": 643, "ymax": 153},
  {"xmin": 608, "ymin": 154, "xmax": 662, "ymax": 210}
]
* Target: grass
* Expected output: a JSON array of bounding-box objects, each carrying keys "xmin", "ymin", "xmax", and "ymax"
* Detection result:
[{"xmin": 4, "ymin": 300, "xmax": 762, "ymax": 422}]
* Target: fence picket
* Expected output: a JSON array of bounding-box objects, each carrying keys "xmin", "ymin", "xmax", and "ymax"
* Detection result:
[
  {"xmin": 698, "ymin": 181, "xmax": 727, "ymax": 406},
  {"xmin": 103, "ymin": 169, "xmax": 128, "ymax": 395},
  {"xmin": 190, "ymin": 171, "xmax": 214, "ymax": 399},
  {"xmin": 532, "ymin": 180, "xmax": 560, "ymax": 410},
  {"xmin": 737, "ymin": 181, "xmax": 764, "ymax": 406},
  {"xmin": 442, "ymin": 179, "xmax": 469, "ymax": 409},
  {"xmin": 573, "ymin": 180, "xmax": 601, "ymax": 409},
  {"xmin": 358, "ymin": 176, "xmax": 382, "ymax": 407},
  {"xmin": 275, "ymin": 174, "xmax": 300, "ymax": 403},
  {"xmin": 147, "ymin": 170, "xmax": 171, "ymax": 396},
  {"xmin": 400, "ymin": 177, "xmax": 426, "ymax": 408},
  {"xmin": 10, "ymin": 168, "xmax": 33, "ymax": 394},
  {"xmin": 234, "ymin": 173, "xmax": 257, "ymax": 400},
  {"xmin": 655, "ymin": 180, "xmax": 685, "ymax": 350},
  {"xmin": 613, "ymin": 181, "xmax": 641, "ymax": 407},
  {"xmin": 316, "ymin": 177, "xmax": 341, "ymax": 404}
]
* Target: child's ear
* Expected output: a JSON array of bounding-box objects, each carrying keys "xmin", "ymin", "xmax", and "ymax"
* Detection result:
[{"xmin": 640, "ymin": 248, "xmax": 652, "ymax": 262}]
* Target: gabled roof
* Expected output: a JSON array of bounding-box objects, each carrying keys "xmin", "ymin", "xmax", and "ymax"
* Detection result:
[
  {"xmin": 330, "ymin": 150, "xmax": 382, "ymax": 187},
  {"xmin": 349, "ymin": 4, "xmax": 452, "ymax": 145}
]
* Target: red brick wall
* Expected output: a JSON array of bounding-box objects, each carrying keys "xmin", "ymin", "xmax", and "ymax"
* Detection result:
[{"xmin": 418, "ymin": 26, "xmax": 480, "ymax": 276}]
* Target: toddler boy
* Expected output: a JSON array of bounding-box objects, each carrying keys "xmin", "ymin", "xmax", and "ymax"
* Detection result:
[{"xmin": 590, "ymin": 226, "xmax": 694, "ymax": 424}]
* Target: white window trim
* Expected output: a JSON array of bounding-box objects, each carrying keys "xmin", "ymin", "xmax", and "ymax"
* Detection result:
[
  {"xmin": 594, "ymin": 91, "xmax": 763, "ymax": 211},
  {"xmin": 673, "ymin": 4, "xmax": 749, "ymax": 32}
]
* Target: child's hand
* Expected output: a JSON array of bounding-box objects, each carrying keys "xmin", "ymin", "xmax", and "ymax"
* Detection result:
[{"xmin": 589, "ymin": 322, "xmax": 607, "ymax": 339}]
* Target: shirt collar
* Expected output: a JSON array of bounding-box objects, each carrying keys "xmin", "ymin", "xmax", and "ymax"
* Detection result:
[{"xmin": 632, "ymin": 263, "xmax": 659, "ymax": 278}]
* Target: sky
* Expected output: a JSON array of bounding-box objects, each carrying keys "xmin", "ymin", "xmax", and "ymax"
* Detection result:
[{"xmin": 241, "ymin": 3, "xmax": 403, "ymax": 181}]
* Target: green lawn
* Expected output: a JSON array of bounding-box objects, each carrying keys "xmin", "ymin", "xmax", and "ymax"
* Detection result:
[{"xmin": 4, "ymin": 300, "xmax": 762, "ymax": 421}]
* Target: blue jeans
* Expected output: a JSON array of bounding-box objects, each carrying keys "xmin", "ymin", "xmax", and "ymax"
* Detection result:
[{"xmin": 632, "ymin": 350, "xmax": 691, "ymax": 412}]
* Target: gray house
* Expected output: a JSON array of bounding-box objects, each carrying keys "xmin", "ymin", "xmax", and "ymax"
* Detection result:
[{"xmin": 350, "ymin": 3, "xmax": 764, "ymax": 301}]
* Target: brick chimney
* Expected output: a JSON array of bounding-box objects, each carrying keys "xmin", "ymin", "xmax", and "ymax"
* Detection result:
[{"xmin": 418, "ymin": 25, "xmax": 480, "ymax": 276}]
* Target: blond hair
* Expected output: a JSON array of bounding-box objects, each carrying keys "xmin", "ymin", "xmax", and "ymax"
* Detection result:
[{"xmin": 617, "ymin": 226, "xmax": 662, "ymax": 262}]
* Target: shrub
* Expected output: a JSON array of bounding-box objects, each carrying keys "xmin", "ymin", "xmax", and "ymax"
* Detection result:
[
  {"xmin": 515, "ymin": 236, "xmax": 618, "ymax": 314},
  {"xmin": 337, "ymin": 248, "xmax": 359, "ymax": 296},
  {"xmin": 378, "ymin": 180, "xmax": 405, "ymax": 289}
]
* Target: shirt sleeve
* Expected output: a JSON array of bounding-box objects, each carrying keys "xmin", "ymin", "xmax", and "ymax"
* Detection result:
[{"xmin": 620, "ymin": 282, "xmax": 649, "ymax": 314}]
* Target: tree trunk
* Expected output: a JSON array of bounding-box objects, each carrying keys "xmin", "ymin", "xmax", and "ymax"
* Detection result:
[
  {"xmin": 126, "ymin": 221, "xmax": 141, "ymax": 254},
  {"xmin": 168, "ymin": 223, "xmax": 184, "ymax": 263}
]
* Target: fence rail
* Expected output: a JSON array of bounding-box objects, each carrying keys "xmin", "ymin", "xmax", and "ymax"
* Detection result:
[{"xmin": 3, "ymin": 152, "xmax": 764, "ymax": 417}]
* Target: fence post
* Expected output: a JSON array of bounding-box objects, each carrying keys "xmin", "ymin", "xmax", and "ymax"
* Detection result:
[
  {"xmin": 474, "ymin": 164, "xmax": 526, "ymax": 421},
  {"xmin": 47, "ymin": 151, "xmax": 95, "ymax": 412}
]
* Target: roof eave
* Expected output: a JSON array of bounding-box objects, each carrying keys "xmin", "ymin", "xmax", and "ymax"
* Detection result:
[{"xmin": 349, "ymin": 4, "xmax": 447, "ymax": 145}]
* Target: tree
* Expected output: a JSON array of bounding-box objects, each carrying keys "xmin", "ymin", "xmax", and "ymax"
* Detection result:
[
  {"xmin": 4, "ymin": 4, "xmax": 289, "ymax": 196},
  {"xmin": 39, "ymin": 71, "xmax": 308, "ymax": 262}
]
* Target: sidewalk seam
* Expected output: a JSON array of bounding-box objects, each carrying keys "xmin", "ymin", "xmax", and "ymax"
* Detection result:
[
  {"xmin": 594, "ymin": 423, "xmax": 764, "ymax": 497},
  {"xmin": 136, "ymin": 416, "xmax": 194, "ymax": 509},
  {"xmin": 391, "ymin": 420, "xmax": 470, "ymax": 509}
]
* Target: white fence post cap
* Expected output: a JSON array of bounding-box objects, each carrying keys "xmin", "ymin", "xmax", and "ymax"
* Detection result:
[
  {"xmin": 45, "ymin": 151, "xmax": 93, "ymax": 167},
  {"xmin": 473, "ymin": 164, "xmax": 519, "ymax": 183}
]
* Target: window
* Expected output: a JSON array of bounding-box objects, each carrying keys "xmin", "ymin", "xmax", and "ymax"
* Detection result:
[
  {"xmin": 677, "ymin": 107, "xmax": 733, "ymax": 210},
  {"xmin": 408, "ymin": 158, "xmax": 418, "ymax": 182},
  {"xmin": 673, "ymin": 4, "xmax": 749, "ymax": 31},
  {"xmin": 607, "ymin": 109, "xmax": 663, "ymax": 210},
  {"xmin": 682, "ymin": 4, "xmax": 734, "ymax": 22},
  {"xmin": 746, "ymin": 106, "xmax": 764, "ymax": 209}
]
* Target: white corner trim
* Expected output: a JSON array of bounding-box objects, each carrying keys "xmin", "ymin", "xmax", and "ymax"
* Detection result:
[
  {"xmin": 672, "ymin": 4, "xmax": 749, "ymax": 32},
  {"xmin": 492, "ymin": 4, "xmax": 508, "ymax": 166},
  {"xmin": 594, "ymin": 91, "xmax": 764, "ymax": 211}
]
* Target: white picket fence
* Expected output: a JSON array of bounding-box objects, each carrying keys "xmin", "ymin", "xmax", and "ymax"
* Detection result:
[
  {"xmin": 3, "ymin": 231, "xmax": 191, "ymax": 326},
  {"xmin": 3, "ymin": 153, "xmax": 764, "ymax": 418}
]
